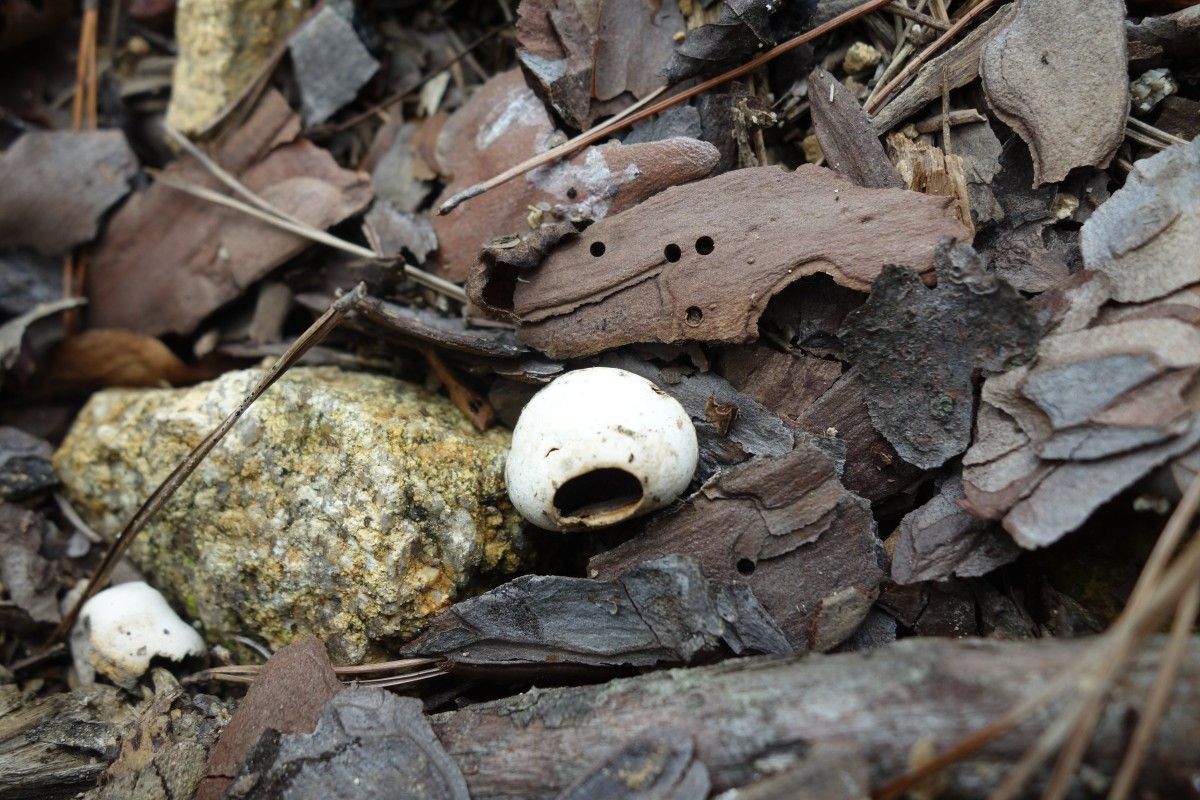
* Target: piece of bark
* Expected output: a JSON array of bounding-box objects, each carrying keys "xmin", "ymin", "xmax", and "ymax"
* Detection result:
[
  {"xmin": 468, "ymin": 221, "xmax": 581, "ymax": 318},
  {"xmin": 756, "ymin": 272, "xmax": 865, "ymax": 358},
  {"xmin": 196, "ymin": 636, "xmax": 342, "ymax": 800},
  {"xmin": 516, "ymin": 0, "xmax": 685, "ymax": 130},
  {"xmin": 664, "ymin": 0, "xmax": 815, "ymax": 84},
  {"xmin": 86, "ymin": 670, "xmax": 234, "ymax": 800},
  {"xmin": 1154, "ymin": 96, "xmax": 1200, "ymax": 141},
  {"xmin": 430, "ymin": 71, "xmax": 719, "ymax": 282},
  {"xmin": 430, "ymin": 636, "xmax": 1200, "ymax": 799},
  {"xmin": 597, "ymin": 353, "xmax": 794, "ymax": 485},
  {"xmin": 796, "ymin": 369, "xmax": 924, "ymax": 503},
  {"xmin": 287, "ymin": 6, "xmax": 379, "ymax": 126},
  {"xmin": 0, "ymin": 426, "xmax": 56, "ymax": 501},
  {"xmin": 555, "ymin": 731, "xmax": 710, "ymax": 800},
  {"xmin": 342, "ymin": 293, "xmax": 528, "ymax": 360},
  {"xmin": 507, "ymin": 165, "xmax": 968, "ymax": 359},
  {"xmin": 870, "ymin": 5, "xmax": 1016, "ymax": 134},
  {"xmin": 887, "ymin": 133, "xmax": 974, "ymax": 237},
  {"xmin": 980, "ymin": 0, "xmax": 1128, "ymax": 185},
  {"xmin": 950, "ymin": 120, "xmax": 1004, "ymax": 228},
  {"xmin": 368, "ymin": 121, "xmax": 433, "ymax": 213},
  {"xmin": 808, "ymin": 67, "xmax": 903, "ymax": 190},
  {"xmin": 362, "ymin": 200, "xmax": 438, "ymax": 264},
  {"xmin": 404, "ymin": 555, "xmax": 790, "ymax": 676},
  {"xmin": 840, "ymin": 240, "xmax": 1041, "ymax": 470},
  {"xmin": 0, "ymin": 683, "xmax": 142, "ymax": 800},
  {"xmin": 890, "ymin": 474, "xmax": 1021, "ymax": 584},
  {"xmin": 0, "ymin": 502, "xmax": 61, "ymax": 626},
  {"xmin": 88, "ymin": 91, "xmax": 373, "ymax": 336},
  {"xmin": 0, "ymin": 130, "xmax": 138, "ymax": 256},
  {"xmin": 625, "ymin": 106, "xmax": 704, "ymax": 146},
  {"xmin": 1081, "ymin": 136, "xmax": 1200, "ymax": 303},
  {"xmin": 228, "ymin": 688, "xmax": 469, "ymax": 800},
  {"xmin": 963, "ymin": 303, "xmax": 1200, "ymax": 547},
  {"xmin": 714, "ymin": 344, "xmax": 842, "ymax": 422},
  {"xmin": 590, "ymin": 439, "xmax": 884, "ymax": 652}
]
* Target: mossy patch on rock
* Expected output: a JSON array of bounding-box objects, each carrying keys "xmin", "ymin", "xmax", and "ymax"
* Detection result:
[{"xmin": 54, "ymin": 366, "xmax": 526, "ymax": 663}]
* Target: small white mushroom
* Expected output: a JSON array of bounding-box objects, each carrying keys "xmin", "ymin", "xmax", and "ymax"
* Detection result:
[
  {"xmin": 506, "ymin": 367, "xmax": 699, "ymax": 531},
  {"xmin": 70, "ymin": 581, "xmax": 205, "ymax": 687}
]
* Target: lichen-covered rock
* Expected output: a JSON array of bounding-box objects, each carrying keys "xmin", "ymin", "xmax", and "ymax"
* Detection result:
[
  {"xmin": 54, "ymin": 367, "xmax": 525, "ymax": 663},
  {"xmin": 166, "ymin": 0, "xmax": 307, "ymax": 134}
]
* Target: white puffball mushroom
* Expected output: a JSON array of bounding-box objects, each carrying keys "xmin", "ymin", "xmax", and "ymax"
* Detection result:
[
  {"xmin": 506, "ymin": 367, "xmax": 699, "ymax": 531},
  {"xmin": 70, "ymin": 581, "xmax": 205, "ymax": 688}
]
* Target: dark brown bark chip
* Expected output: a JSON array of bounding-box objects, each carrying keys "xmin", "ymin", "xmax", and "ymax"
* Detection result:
[
  {"xmin": 589, "ymin": 440, "xmax": 884, "ymax": 653},
  {"xmin": 197, "ymin": 636, "xmax": 342, "ymax": 800},
  {"xmin": 796, "ymin": 369, "xmax": 924, "ymax": 504},
  {"xmin": 555, "ymin": 731, "xmax": 710, "ymax": 800},
  {"xmin": 511, "ymin": 165, "xmax": 968, "ymax": 359},
  {"xmin": 839, "ymin": 239, "xmax": 1041, "ymax": 470},
  {"xmin": 227, "ymin": 688, "xmax": 469, "ymax": 800},
  {"xmin": 403, "ymin": 555, "xmax": 790, "ymax": 675},
  {"xmin": 663, "ymin": 0, "xmax": 815, "ymax": 84}
]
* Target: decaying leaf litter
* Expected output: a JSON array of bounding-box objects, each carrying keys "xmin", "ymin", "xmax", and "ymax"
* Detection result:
[{"xmin": 1, "ymin": 0, "xmax": 1199, "ymax": 797}]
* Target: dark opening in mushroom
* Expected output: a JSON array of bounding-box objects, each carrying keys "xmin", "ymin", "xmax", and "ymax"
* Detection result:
[{"xmin": 553, "ymin": 468, "xmax": 644, "ymax": 519}]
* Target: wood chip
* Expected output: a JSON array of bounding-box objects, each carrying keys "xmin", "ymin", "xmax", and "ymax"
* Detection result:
[
  {"xmin": 808, "ymin": 67, "xmax": 903, "ymax": 190},
  {"xmin": 887, "ymin": 132, "xmax": 974, "ymax": 237},
  {"xmin": 589, "ymin": 438, "xmax": 885, "ymax": 652},
  {"xmin": 556, "ymin": 731, "xmax": 710, "ymax": 800},
  {"xmin": 505, "ymin": 165, "xmax": 967, "ymax": 359},
  {"xmin": 196, "ymin": 636, "xmax": 342, "ymax": 800},
  {"xmin": 1081, "ymin": 136, "xmax": 1200, "ymax": 303},
  {"xmin": 0, "ymin": 130, "xmax": 137, "ymax": 256},
  {"xmin": 980, "ymin": 0, "xmax": 1128, "ymax": 185}
]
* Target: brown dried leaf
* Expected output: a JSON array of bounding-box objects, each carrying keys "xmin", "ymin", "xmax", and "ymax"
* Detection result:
[
  {"xmin": 839, "ymin": 240, "xmax": 1041, "ymax": 470},
  {"xmin": 197, "ymin": 636, "xmax": 342, "ymax": 800},
  {"xmin": 980, "ymin": 0, "xmax": 1128, "ymax": 185},
  {"xmin": 808, "ymin": 67, "xmax": 903, "ymax": 190},
  {"xmin": 0, "ymin": 130, "xmax": 137, "ymax": 256},
  {"xmin": 508, "ymin": 165, "xmax": 967, "ymax": 359},
  {"xmin": 516, "ymin": 0, "xmax": 684, "ymax": 129},
  {"xmin": 1081, "ymin": 137, "xmax": 1200, "ymax": 303},
  {"xmin": 88, "ymin": 91, "xmax": 373, "ymax": 336},
  {"xmin": 38, "ymin": 329, "xmax": 205, "ymax": 394},
  {"xmin": 431, "ymin": 70, "xmax": 719, "ymax": 281},
  {"xmin": 589, "ymin": 439, "xmax": 885, "ymax": 652}
]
